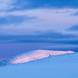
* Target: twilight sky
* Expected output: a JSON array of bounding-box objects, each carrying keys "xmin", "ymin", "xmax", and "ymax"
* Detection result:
[
  {"xmin": 0, "ymin": 0, "xmax": 78, "ymax": 35},
  {"xmin": 0, "ymin": 0, "xmax": 78, "ymax": 58}
]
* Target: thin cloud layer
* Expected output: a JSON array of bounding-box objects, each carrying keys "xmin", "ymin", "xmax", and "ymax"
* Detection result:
[
  {"xmin": 0, "ymin": 8, "xmax": 78, "ymax": 35},
  {"xmin": 1, "ymin": 0, "xmax": 78, "ymax": 11},
  {"xmin": 68, "ymin": 25, "xmax": 78, "ymax": 31},
  {"xmin": 0, "ymin": 0, "xmax": 17, "ymax": 10},
  {"xmin": 0, "ymin": 0, "xmax": 78, "ymax": 35}
]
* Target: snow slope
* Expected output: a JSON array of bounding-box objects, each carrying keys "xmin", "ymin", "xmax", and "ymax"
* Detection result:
[{"xmin": 0, "ymin": 50, "xmax": 78, "ymax": 78}]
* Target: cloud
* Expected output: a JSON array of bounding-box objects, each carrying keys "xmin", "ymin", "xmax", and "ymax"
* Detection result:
[
  {"xmin": 0, "ymin": 0, "xmax": 78, "ymax": 11},
  {"xmin": 0, "ymin": 15, "xmax": 36, "ymax": 25},
  {"xmin": 71, "ymin": 12, "xmax": 78, "ymax": 16},
  {"xmin": 0, "ymin": 0, "xmax": 17, "ymax": 10},
  {"xmin": 68, "ymin": 25, "xmax": 78, "ymax": 31},
  {"xmin": 8, "ymin": 50, "xmax": 74, "ymax": 64},
  {"xmin": 11, "ymin": 0, "xmax": 78, "ymax": 10},
  {"xmin": 0, "ymin": 8, "xmax": 78, "ymax": 35}
]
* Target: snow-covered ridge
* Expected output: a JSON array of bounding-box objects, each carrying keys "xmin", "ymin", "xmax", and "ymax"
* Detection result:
[{"xmin": 8, "ymin": 50, "xmax": 74, "ymax": 64}]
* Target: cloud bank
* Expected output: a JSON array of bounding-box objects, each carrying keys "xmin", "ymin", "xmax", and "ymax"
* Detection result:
[
  {"xmin": 0, "ymin": 0, "xmax": 78, "ymax": 35},
  {"xmin": 0, "ymin": 8, "xmax": 78, "ymax": 35}
]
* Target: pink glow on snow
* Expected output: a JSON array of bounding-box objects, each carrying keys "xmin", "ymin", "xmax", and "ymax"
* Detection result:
[{"xmin": 8, "ymin": 50, "xmax": 74, "ymax": 64}]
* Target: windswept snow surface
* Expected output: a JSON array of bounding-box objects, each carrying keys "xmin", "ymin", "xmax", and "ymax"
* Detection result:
[{"xmin": 0, "ymin": 50, "xmax": 78, "ymax": 78}]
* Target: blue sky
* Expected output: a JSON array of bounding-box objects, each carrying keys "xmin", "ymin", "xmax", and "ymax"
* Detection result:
[{"xmin": 0, "ymin": 0, "xmax": 78, "ymax": 35}]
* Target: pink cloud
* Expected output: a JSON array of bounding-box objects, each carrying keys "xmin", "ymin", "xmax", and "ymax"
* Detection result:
[{"xmin": 8, "ymin": 50, "xmax": 74, "ymax": 64}]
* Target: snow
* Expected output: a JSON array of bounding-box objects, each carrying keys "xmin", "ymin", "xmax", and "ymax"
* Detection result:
[{"xmin": 0, "ymin": 50, "xmax": 78, "ymax": 78}]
